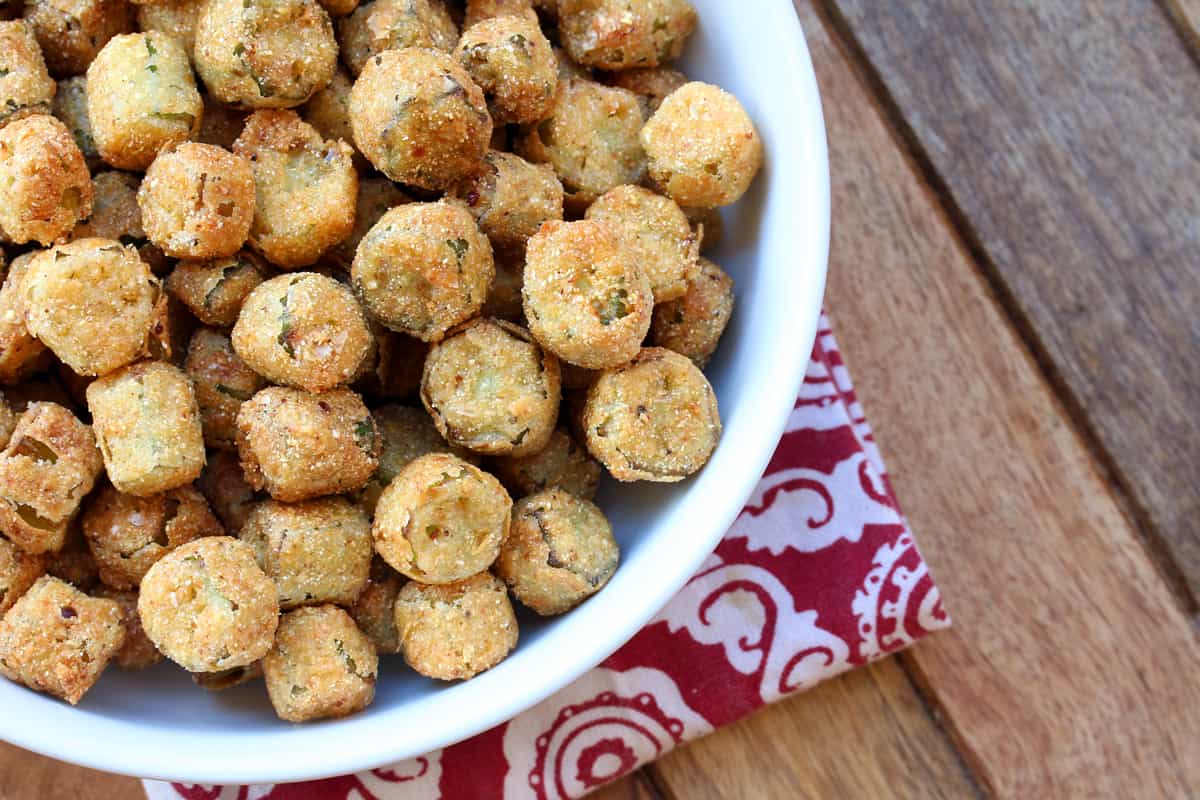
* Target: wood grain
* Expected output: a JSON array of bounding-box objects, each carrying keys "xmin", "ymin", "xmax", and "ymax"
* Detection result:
[
  {"xmin": 818, "ymin": 0, "xmax": 1200, "ymax": 606},
  {"xmin": 790, "ymin": 0, "xmax": 1200, "ymax": 794},
  {"xmin": 592, "ymin": 772, "xmax": 662, "ymax": 800},
  {"xmin": 0, "ymin": 742, "xmax": 142, "ymax": 800}
]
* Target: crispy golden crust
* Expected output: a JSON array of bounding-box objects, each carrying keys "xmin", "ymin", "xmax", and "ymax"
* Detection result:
[
  {"xmin": 583, "ymin": 346, "xmax": 720, "ymax": 481},
  {"xmin": 447, "ymin": 150, "xmax": 563, "ymax": 250},
  {"xmin": 422, "ymin": 318, "xmax": 561, "ymax": 457},
  {"xmin": 86, "ymin": 33, "xmax": 202, "ymax": 170},
  {"xmin": 0, "ymin": 536, "xmax": 46, "ymax": 614},
  {"xmin": 82, "ymin": 483, "xmax": 223, "ymax": 589},
  {"xmin": 490, "ymin": 427, "xmax": 600, "ymax": 500},
  {"xmin": 185, "ymin": 327, "xmax": 265, "ymax": 449},
  {"xmin": 94, "ymin": 587, "xmax": 163, "ymax": 669},
  {"xmin": 650, "ymin": 256, "xmax": 733, "ymax": 367},
  {"xmin": 348, "ymin": 556, "xmax": 402, "ymax": 653},
  {"xmin": 138, "ymin": 536, "xmax": 279, "ymax": 671},
  {"xmin": 73, "ymin": 171, "xmax": 145, "ymax": 242},
  {"xmin": 317, "ymin": 0, "xmax": 357, "ymax": 19},
  {"xmin": 372, "ymin": 452, "xmax": 511, "ymax": 583},
  {"xmin": 51, "ymin": 76, "xmax": 100, "ymax": 167},
  {"xmin": 136, "ymin": 0, "xmax": 203, "ymax": 63},
  {"xmin": 86, "ymin": 361, "xmax": 206, "ymax": 496},
  {"xmin": 457, "ymin": 15, "xmax": 556, "ymax": 124},
  {"xmin": 393, "ymin": 571, "xmax": 516, "ymax": 680},
  {"xmin": 0, "ymin": 402, "xmax": 103, "ymax": 553},
  {"xmin": 235, "ymin": 386, "xmax": 379, "ymax": 501},
  {"xmin": 640, "ymin": 81, "xmax": 763, "ymax": 208},
  {"xmin": 0, "ymin": 115, "xmax": 93, "ymax": 245},
  {"xmin": 522, "ymin": 219, "xmax": 652, "ymax": 369},
  {"xmin": 239, "ymin": 497, "xmax": 371, "ymax": 609},
  {"xmin": 325, "ymin": 176, "xmax": 409, "ymax": 269},
  {"xmin": 0, "ymin": 253, "xmax": 51, "ymax": 385},
  {"xmin": 336, "ymin": 0, "xmax": 457, "ymax": 76},
  {"xmin": 194, "ymin": 0, "xmax": 337, "ymax": 109},
  {"xmin": 463, "ymin": 0, "xmax": 537, "ymax": 29},
  {"xmin": 0, "ymin": 21, "xmax": 57, "ymax": 129},
  {"xmin": 191, "ymin": 659, "xmax": 261, "ymax": 690},
  {"xmin": 196, "ymin": 447, "xmax": 261, "ymax": 532},
  {"xmin": 348, "ymin": 48, "xmax": 492, "ymax": 191},
  {"xmin": 262, "ymin": 604, "xmax": 376, "ymax": 722},
  {"xmin": 601, "ymin": 66, "xmax": 686, "ymax": 115},
  {"xmin": 232, "ymin": 110, "xmax": 357, "ymax": 268},
  {"xmin": 351, "ymin": 201, "xmax": 493, "ymax": 342},
  {"xmin": 167, "ymin": 250, "xmax": 267, "ymax": 328},
  {"xmin": 558, "ymin": 0, "xmax": 696, "ymax": 70},
  {"xmin": 299, "ymin": 66, "xmax": 360, "ymax": 161},
  {"xmin": 0, "ymin": 576, "xmax": 125, "ymax": 703},
  {"xmin": 25, "ymin": 0, "xmax": 134, "ymax": 78}
]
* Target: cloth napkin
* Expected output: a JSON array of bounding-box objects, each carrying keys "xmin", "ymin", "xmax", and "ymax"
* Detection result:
[{"xmin": 147, "ymin": 312, "xmax": 949, "ymax": 800}]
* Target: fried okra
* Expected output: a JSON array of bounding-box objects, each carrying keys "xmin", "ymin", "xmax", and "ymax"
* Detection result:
[
  {"xmin": 348, "ymin": 48, "xmax": 491, "ymax": 190},
  {"xmin": 515, "ymin": 77, "xmax": 644, "ymax": 209},
  {"xmin": 44, "ymin": 520, "xmax": 99, "ymax": 590},
  {"xmin": 191, "ymin": 659, "xmax": 261, "ymax": 690},
  {"xmin": 138, "ymin": 143, "xmax": 255, "ymax": 259},
  {"xmin": 602, "ymin": 66, "xmax": 686, "ymax": 115},
  {"xmin": 326, "ymin": 176, "xmax": 408, "ymax": 269},
  {"xmin": 0, "ymin": 391, "xmax": 14, "ymax": 447},
  {"xmin": 94, "ymin": 587, "xmax": 163, "ymax": 670},
  {"xmin": 351, "ymin": 201, "xmax": 493, "ymax": 342},
  {"xmin": 0, "ymin": 403, "xmax": 102, "ymax": 553},
  {"xmin": 422, "ymin": 318, "xmax": 560, "ymax": 457},
  {"xmin": 263, "ymin": 604, "xmax": 377, "ymax": 722},
  {"xmin": 232, "ymin": 272, "xmax": 373, "ymax": 392},
  {"xmin": 393, "ymin": 571, "xmax": 516, "ymax": 680},
  {"xmin": 299, "ymin": 66, "xmax": 360, "ymax": 160},
  {"xmin": 51, "ymin": 76, "xmax": 100, "ymax": 167},
  {"xmin": 24, "ymin": 0, "xmax": 133, "ymax": 79},
  {"xmin": 335, "ymin": 0, "xmax": 457, "ymax": 76},
  {"xmin": 558, "ymin": 0, "xmax": 696, "ymax": 71},
  {"xmin": 348, "ymin": 556, "xmax": 402, "ymax": 652},
  {"xmin": 456, "ymin": 15, "xmax": 556, "ymax": 124},
  {"xmin": 0, "ymin": 114, "xmax": 93, "ymax": 244},
  {"xmin": 185, "ymin": 327, "xmax": 265, "ymax": 448},
  {"xmin": 194, "ymin": 0, "xmax": 337, "ymax": 109},
  {"xmin": 683, "ymin": 204, "xmax": 721, "ymax": 252},
  {"xmin": 240, "ymin": 497, "xmax": 371, "ymax": 609},
  {"xmin": 373, "ymin": 452, "xmax": 510, "ymax": 583},
  {"xmin": 138, "ymin": 536, "xmax": 279, "ymax": 671},
  {"xmin": 0, "ymin": 253, "xmax": 50, "ymax": 384},
  {"xmin": 197, "ymin": 96, "xmax": 247, "ymax": 149},
  {"xmin": 0, "ymin": 21, "xmax": 55, "ymax": 129},
  {"xmin": 522, "ymin": 219, "xmax": 652, "ymax": 369},
  {"xmin": 232, "ymin": 110, "xmax": 357, "ymax": 269},
  {"xmin": 584, "ymin": 347, "xmax": 719, "ymax": 481},
  {"xmin": 81, "ymin": 483, "xmax": 223, "ymax": 589},
  {"xmin": 491, "ymin": 427, "xmax": 600, "ymax": 500},
  {"xmin": 640, "ymin": 82, "xmax": 763, "ymax": 208},
  {"xmin": 463, "ymin": 0, "xmax": 537, "ymax": 28},
  {"xmin": 448, "ymin": 150, "xmax": 563, "ymax": 250},
  {"xmin": 0, "ymin": 576, "xmax": 124, "ymax": 703},
  {"xmin": 86, "ymin": 32, "xmax": 202, "ymax": 171},
  {"xmin": 72, "ymin": 170, "xmax": 144, "ymax": 242},
  {"xmin": 357, "ymin": 404, "xmax": 476, "ymax": 514},
  {"xmin": 196, "ymin": 447, "xmax": 260, "ymax": 531},
  {"xmin": 167, "ymin": 250, "xmax": 267, "ymax": 328},
  {"xmin": 497, "ymin": 488, "xmax": 618, "ymax": 614},
  {"xmin": 586, "ymin": 185, "xmax": 698, "ymax": 302},
  {"xmin": 86, "ymin": 361, "xmax": 206, "ymax": 495},
  {"xmin": 650, "ymin": 256, "xmax": 733, "ymax": 367},
  {"xmin": 0, "ymin": 536, "xmax": 45, "ymax": 615},
  {"xmin": 235, "ymin": 386, "xmax": 378, "ymax": 501},
  {"xmin": 136, "ymin": 0, "xmax": 202, "ymax": 62}
]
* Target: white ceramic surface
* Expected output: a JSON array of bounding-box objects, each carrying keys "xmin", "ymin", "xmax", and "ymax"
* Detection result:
[{"xmin": 0, "ymin": 0, "xmax": 829, "ymax": 783}]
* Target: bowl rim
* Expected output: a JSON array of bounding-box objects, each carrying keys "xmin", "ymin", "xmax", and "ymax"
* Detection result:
[{"xmin": 0, "ymin": 0, "xmax": 829, "ymax": 784}]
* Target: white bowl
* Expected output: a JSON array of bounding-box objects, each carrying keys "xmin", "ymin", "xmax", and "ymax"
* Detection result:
[{"xmin": 0, "ymin": 0, "xmax": 829, "ymax": 783}]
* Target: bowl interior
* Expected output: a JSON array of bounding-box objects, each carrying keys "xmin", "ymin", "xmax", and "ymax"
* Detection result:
[{"xmin": 0, "ymin": 0, "xmax": 829, "ymax": 783}]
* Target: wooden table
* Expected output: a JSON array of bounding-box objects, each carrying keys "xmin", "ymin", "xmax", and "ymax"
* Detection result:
[{"xmin": 4, "ymin": 1, "xmax": 1200, "ymax": 797}]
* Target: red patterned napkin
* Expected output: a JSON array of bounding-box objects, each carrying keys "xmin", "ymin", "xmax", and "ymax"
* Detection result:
[{"xmin": 146, "ymin": 313, "xmax": 949, "ymax": 800}]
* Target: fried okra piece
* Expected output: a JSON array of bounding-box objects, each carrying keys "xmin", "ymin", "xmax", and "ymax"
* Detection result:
[
  {"xmin": 72, "ymin": 170, "xmax": 144, "ymax": 241},
  {"xmin": 0, "ymin": 253, "xmax": 50, "ymax": 385},
  {"xmin": 325, "ymin": 176, "xmax": 408, "ymax": 269},
  {"xmin": 185, "ymin": 327, "xmax": 265, "ymax": 449},
  {"xmin": 232, "ymin": 272, "xmax": 373, "ymax": 392},
  {"xmin": 194, "ymin": 0, "xmax": 337, "ymax": 109},
  {"xmin": 335, "ymin": 0, "xmax": 457, "ymax": 76},
  {"xmin": 515, "ymin": 78, "xmax": 644, "ymax": 209},
  {"xmin": 0, "ymin": 20, "xmax": 56, "ymax": 128},
  {"xmin": 558, "ymin": 0, "xmax": 696, "ymax": 70},
  {"xmin": 0, "ymin": 114, "xmax": 93, "ymax": 244},
  {"xmin": 348, "ymin": 48, "xmax": 491, "ymax": 191},
  {"xmin": 94, "ymin": 587, "xmax": 162, "ymax": 670},
  {"xmin": 641, "ymin": 82, "xmax": 763, "ymax": 208},
  {"xmin": 317, "ymin": 0, "xmax": 356, "ymax": 18},
  {"xmin": 81, "ymin": 484, "xmax": 223, "ymax": 589},
  {"xmin": 0, "ymin": 576, "xmax": 124, "ymax": 703},
  {"xmin": 45, "ymin": 521, "xmax": 99, "ymax": 590},
  {"xmin": 263, "ymin": 604, "xmax": 377, "ymax": 722},
  {"xmin": 196, "ymin": 96, "xmax": 247, "ymax": 149},
  {"xmin": 422, "ymin": 318, "xmax": 560, "ymax": 457},
  {"xmin": 240, "ymin": 497, "xmax": 370, "ymax": 609},
  {"xmin": 232, "ymin": 110, "xmax": 357, "ymax": 269},
  {"xmin": 167, "ymin": 250, "xmax": 267, "ymax": 328},
  {"xmin": 138, "ymin": 536, "xmax": 279, "ymax": 671},
  {"xmin": 683, "ymin": 204, "xmax": 721, "ymax": 252},
  {"xmin": 0, "ymin": 403, "xmax": 103, "ymax": 553},
  {"xmin": 348, "ymin": 556, "xmax": 402, "ymax": 653},
  {"xmin": 650, "ymin": 256, "xmax": 733, "ymax": 367},
  {"xmin": 196, "ymin": 447, "xmax": 260, "ymax": 531},
  {"xmin": 584, "ymin": 347, "xmax": 720, "ymax": 481},
  {"xmin": 191, "ymin": 659, "xmax": 261, "ymax": 690},
  {"xmin": 51, "ymin": 77, "xmax": 100, "ymax": 167},
  {"xmin": 586, "ymin": 185, "xmax": 698, "ymax": 303},
  {"xmin": 373, "ymin": 452, "xmax": 510, "ymax": 584},
  {"xmin": 0, "ymin": 391, "xmax": 14, "ymax": 447},
  {"xmin": 0, "ymin": 536, "xmax": 45, "ymax": 615},
  {"xmin": 86, "ymin": 32, "xmax": 202, "ymax": 171},
  {"xmin": 351, "ymin": 202, "xmax": 493, "ymax": 342},
  {"xmin": 86, "ymin": 361, "xmax": 206, "ymax": 495},
  {"xmin": 393, "ymin": 571, "xmax": 516, "ymax": 680},
  {"xmin": 299, "ymin": 66, "xmax": 360, "ymax": 159},
  {"xmin": 448, "ymin": 150, "xmax": 563, "ymax": 250},
  {"xmin": 602, "ymin": 66, "xmax": 686, "ymax": 115},
  {"xmin": 24, "ymin": 0, "xmax": 133, "ymax": 78},
  {"xmin": 522, "ymin": 219, "xmax": 652, "ymax": 369},
  {"xmin": 491, "ymin": 427, "xmax": 600, "ymax": 500},
  {"xmin": 497, "ymin": 488, "xmax": 618, "ymax": 614},
  {"xmin": 357, "ymin": 404, "xmax": 476, "ymax": 515},
  {"xmin": 136, "ymin": 0, "xmax": 202, "ymax": 62},
  {"xmin": 138, "ymin": 143, "xmax": 255, "ymax": 259},
  {"xmin": 456, "ymin": 15, "xmax": 556, "ymax": 124},
  {"xmin": 463, "ymin": 0, "xmax": 537, "ymax": 28},
  {"xmin": 235, "ymin": 386, "xmax": 379, "ymax": 501}
]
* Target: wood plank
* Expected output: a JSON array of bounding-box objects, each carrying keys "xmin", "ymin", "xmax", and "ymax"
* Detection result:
[
  {"xmin": 818, "ymin": 0, "xmax": 1200, "ymax": 605},
  {"xmin": 785, "ymin": 0, "xmax": 1200, "ymax": 795},
  {"xmin": 649, "ymin": 661, "xmax": 978, "ymax": 800},
  {"xmin": 0, "ymin": 742, "xmax": 142, "ymax": 800},
  {"xmin": 591, "ymin": 772, "xmax": 662, "ymax": 800}
]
